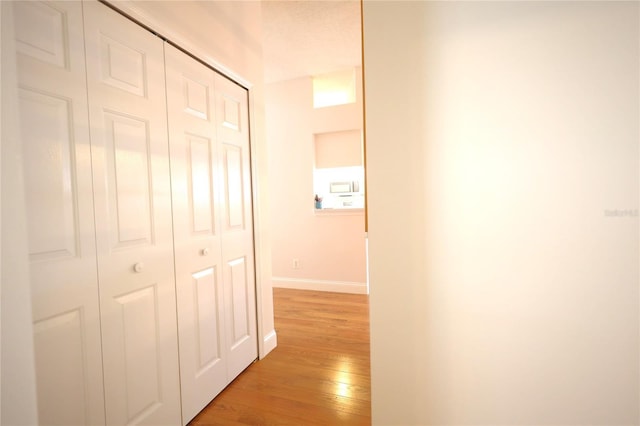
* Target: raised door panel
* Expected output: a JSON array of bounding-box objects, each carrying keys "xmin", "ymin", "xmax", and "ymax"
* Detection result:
[
  {"xmin": 14, "ymin": 0, "xmax": 67, "ymax": 68},
  {"xmin": 227, "ymin": 256, "xmax": 251, "ymax": 350},
  {"xmin": 222, "ymin": 143, "xmax": 246, "ymax": 230},
  {"xmin": 192, "ymin": 267, "xmax": 224, "ymax": 370},
  {"xmin": 214, "ymin": 75, "xmax": 258, "ymax": 380},
  {"xmin": 99, "ymin": 34, "xmax": 147, "ymax": 97},
  {"xmin": 20, "ymin": 90, "xmax": 78, "ymax": 261},
  {"xmin": 15, "ymin": 1, "xmax": 106, "ymax": 424},
  {"xmin": 165, "ymin": 44, "xmax": 227, "ymax": 425},
  {"xmin": 188, "ymin": 134, "xmax": 215, "ymax": 234},
  {"xmin": 113, "ymin": 285, "xmax": 163, "ymax": 422},
  {"xmin": 103, "ymin": 111, "xmax": 153, "ymax": 247},
  {"xmin": 33, "ymin": 310, "xmax": 91, "ymax": 426},
  {"xmin": 83, "ymin": 3, "xmax": 181, "ymax": 425}
]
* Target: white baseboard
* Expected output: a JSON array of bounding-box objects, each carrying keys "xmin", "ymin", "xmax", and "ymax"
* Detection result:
[
  {"xmin": 272, "ymin": 277, "xmax": 368, "ymax": 294},
  {"xmin": 261, "ymin": 329, "xmax": 277, "ymax": 359}
]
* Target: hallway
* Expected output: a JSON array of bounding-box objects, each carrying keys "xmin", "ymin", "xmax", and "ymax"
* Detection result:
[{"xmin": 189, "ymin": 288, "xmax": 371, "ymax": 425}]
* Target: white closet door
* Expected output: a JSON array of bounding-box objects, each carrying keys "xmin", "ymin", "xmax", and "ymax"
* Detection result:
[
  {"xmin": 83, "ymin": 2, "xmax": 181, "ymax": 425},
  {"xmin": 14, "ymin": 1, "xmax": 106, "ymax": 424},
  {"xmin": 165, "ymin": 44, "xmax": 228, "ymax": 424},
  {"xmin": 215, "ymin": 75, "xmax": 259, "ymax": 380}
]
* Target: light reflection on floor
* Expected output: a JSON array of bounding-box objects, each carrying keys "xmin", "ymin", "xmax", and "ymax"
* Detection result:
[{"xmin": 335, "ymin": 360, "xmax": 353, "ymax": 398}]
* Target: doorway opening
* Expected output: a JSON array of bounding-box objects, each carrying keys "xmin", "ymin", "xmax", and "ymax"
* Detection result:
[{"xmin": 261, "ymin": 0, "xmax": 369, "ymax": 298}]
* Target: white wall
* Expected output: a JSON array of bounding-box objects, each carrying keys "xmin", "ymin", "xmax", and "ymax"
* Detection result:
[
  {"xmin": 111, "ymin": 0, "xmax": 277, "ymax": 356},
  {"xmin": 266, "ymin": 74, "xmax": 367, "ymax": 294},
  {"xmin": 364, "ymin": 2, "xmax": 638, "ymax": 424}
]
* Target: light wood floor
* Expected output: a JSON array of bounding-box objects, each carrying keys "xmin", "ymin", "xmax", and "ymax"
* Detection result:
[{"xmin": 189, "ymin": 288, "xmax": 371, "ymax": 425}]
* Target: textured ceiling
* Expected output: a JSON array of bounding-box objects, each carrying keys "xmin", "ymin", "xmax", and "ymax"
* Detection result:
[{"xmin": 261, "ymin": 0, "xmax": 362, "ymax": 83}]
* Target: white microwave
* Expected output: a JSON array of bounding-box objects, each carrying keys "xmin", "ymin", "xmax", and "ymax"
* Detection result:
[{"xmin": 329, "ymin": 180, "xmax": 360, "ymax": 193}]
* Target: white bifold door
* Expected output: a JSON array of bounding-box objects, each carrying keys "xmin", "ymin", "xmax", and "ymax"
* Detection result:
[
  {"xmin": 165, "ymin": 44, "xmax": 258, "ymax": 424},
  {"xmin": 82, "ymin": 2, "xmax": 182, "ymax": 425},
  {"xmin": 14, "ymin": 2, "xmax": 106, "ymax": 424},
  {"xmin": 16, "ymin": 1, "xmax": 258, "ymax": 425}
]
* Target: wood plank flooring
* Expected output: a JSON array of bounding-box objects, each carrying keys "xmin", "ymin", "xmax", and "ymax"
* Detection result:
[{"xmin": 189, "ymin": 288, "xmax": 371, "ymax": 425}]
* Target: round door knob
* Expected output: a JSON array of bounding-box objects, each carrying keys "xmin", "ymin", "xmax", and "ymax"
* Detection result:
[
  {"xmin": 133, "ymin": 262, "xmax": 144, "ymax": 273},
  {"xmin": 201, "ymin": 248, "xmax": 210, "ymax": 256}
]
